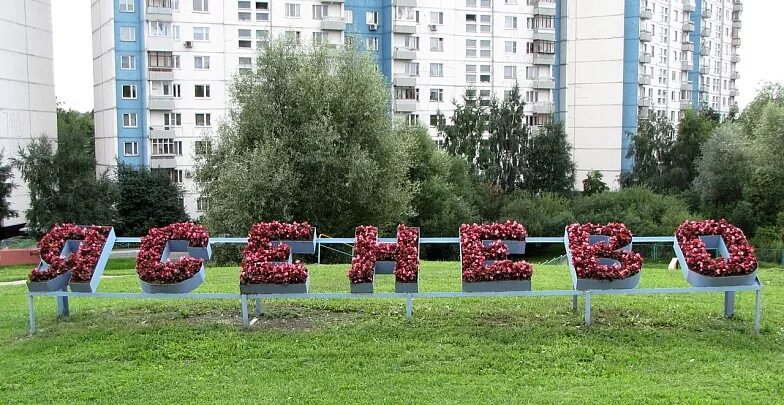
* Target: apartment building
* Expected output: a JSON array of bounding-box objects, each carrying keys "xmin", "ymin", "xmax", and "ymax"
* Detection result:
[
  {"xmin": 91, "ymin": 0, "xmax": 740, "ymax": 218},
  {"xmin": 1, "ymin": 0, "xmax": 57, "ymax": 232}
]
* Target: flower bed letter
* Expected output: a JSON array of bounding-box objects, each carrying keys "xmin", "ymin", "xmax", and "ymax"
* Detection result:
[
  {"xmin": 564, "ymin": 223, "xmax": 643, "ymax": 290},
  {"xmin": 240, "ymin": 221, "xmax": 311, "ymax": 294},
  {"xmin": 460, "ymin": 221, "xmax": 533, "ymax": 292},
  {"xmin": 348, "ymin": 224, "xmax": 420, "ymax": 293},
  {"xmin": 674, "ymin": 219, "xmax": 757, "ymax": 287},
  {"xmin": 136, "ymin": 222, "xmax": 211, "ymax": 294}
]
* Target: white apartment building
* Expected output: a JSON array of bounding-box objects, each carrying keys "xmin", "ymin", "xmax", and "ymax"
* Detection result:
[
  {"xmin": 91, "ymin": 0, "xmax": 740, "ymax": 218},
  {"xmin": 0, "ymin": 0, "xmax": 57, "ymax": 232}
]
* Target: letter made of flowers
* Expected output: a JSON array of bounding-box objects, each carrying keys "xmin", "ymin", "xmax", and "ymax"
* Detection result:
[
  {"xmin": 241, "ymin": 222, "xmax": 311, "ymax": 285},
  {"xmin": 29, "ymin": 224, "xmax": 114, "ymax": 283},
  {"xmin": 136, "ymin": 222, "xmax": 210, "ymax": 284},
  {"xmin": 675, "ymin": 219, "xmax": 757, "ymax": 277},
  {"xmin": 460, "ymin": 221, "xmax": 533, "ymax": 282},
  {"xmin": 565, "ymin": 223, "xmax": 643, "ymax": 280},
  {"xmin": 348, "ymin": 224, "xmax": 420, "ymax": 284}
]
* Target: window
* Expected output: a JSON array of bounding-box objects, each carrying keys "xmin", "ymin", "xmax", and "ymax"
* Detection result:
[
  {"xmin": 430, "ymin": 11, "xmax": 444, "ymax": 25},
  {"xmin": 122, "ymin": 113, "xmax": 137, "ymax": 128},
  {"xmin": 479, "ymin": 90, "xmax": 491, "ymax": 106},
  {"xmin": 345, "ymin": 10, "xmax": 353, "ymax": 24},
  {"xmin": 504, "ymin": 65, "xmax": 517, "ymax": 80},
  {"xmin": 285, "ymin": 31, "xmax": 301, "ymax": 44},
  {"xmin": 480, "ymin": 65, "xmax": 490, "ymax": 83},
  {"xmin": 173, "ymin": 25, "xmax": 180, "ymax": 40},
  {"xmin": 121, "ymin": 55, "xmax": 136, "ymax": 70},
  {"xmin": 151, "ymin": 138, "xmax": 176, "ymax": 155},
  {"xmin": 430, "ymin": 37, "xmax": 444, "ymax": 51},
  {"xmin": 505, "ymin": 16, "xmax": 517, "ymax": 29},
  {"xmin": 194, "ymin": 56, "xmax": 210, "ymax": 70},
  {"xmin": 480, "ymin": 40, "xmax": 491, "ymax": 57},
  {"xmin": 195, "ymin": 140, "xmax": 212, "ymax": 155},
  {"xmin": 238, "ymin": 29, "xmax": 252, "ymax": 48},
  {"xmin": 173, "ymin": 84, "xmax": 181, "ymax": 98},
  {"xmin": 366, "ymin": 37, "xmax": 379, "ymax": 51},
  {"xmin": 170, "ymin": 169, "xmax": 184, "ymax": 184},
  {"xmin": 121, "ymin": 85, "xmax": 137, "ymax": 99},
  {"xmin": 405, "ymin": 114, "xmax": 419, "ymax": 125},
  {"xmin": 193, "ymin": 0, "xmax": 208, "ymax": 12},
  {"xmin": 120, "ymin": 26, "xmax": 135, "ymax": 41},
  {"xmin": 150, "ymin": 80, "xmax": 172, "ymax": 96},
  {"xmin": 466, "ymin": 65, "xmax": 477, "ymax": 82},
  {"xmin": 366, "ymin": 11, "xmax": 379, "ymax": 25},
  {"xmin": 195, "ymin": 113, "xmax": 211, "ymax": 127},
  {"xmin": 429, "ymin": 114, "xmax": 443, "ymax": 127},
  {"xmin": 197, "ymin": 197, "xmax": 210, "ymax": 212},
  {"xmin": 164, "ymin": 112, "xmax": 181, "ymax": 128},
  {"xmin": 149, "ymin": 21, "xmax": 171, "ymax": 37},
  {"xmin": 312, "ymin": 31, "xmax": 324, "ymax": 43},
  {"xmin": 312, "ymin": 4, "xmax": 326, "ymax": 19},
  {"xmin": 119, "ymin": 0, "xmax": 134, "ymax": 12},
  {"xmin": 466, "ymin": 14, "xmax": 477, "ymax": 32},
  {"xmin": 430, "ymin": 88, "xmax": 444, "ymax": 102},
  {"xmin": 429, "ymin": 63, "xmax": 443, "ymax": 77},
  {"xmin": 148, "ymin": 51, "xmax": 173, "ymax": 69},
  {"xmin": 466, "ymin": 39, "xmax": 477, "ymax": 57},
  {"xmin": 123, "ymin": 142, "xmax": 139, "ymax": 156},
  {"xmin": 193, "ymin": 27, "xmax": 209, "ymax": 41},
  {"xmin": 194, "ymin": 84, "xmax": 211, "ymax": 98},
  {"xmin": 405, "ymin": 62, "xmax": 419, "ymax": 76},
  {"xmin": 173, "ymin": 54, "xmax": 180, "ymax": 69},
  {"xmin": 175, "ymin": 141, "xmax": 183, "ymax": 156},
  {"xmin": 505, "ymin": 41, "xmax": 517, "ymax": 54},
  {"xmin": 403, "ymin": 36, "xmax": 419, "ymax": 50},
  {"xmin": 285, "ymin": 3, "xmax": 300, "ymax": 17},
  {"xmin": 480, "ymin": 15, "xmax": 491, "ymax": 33}
]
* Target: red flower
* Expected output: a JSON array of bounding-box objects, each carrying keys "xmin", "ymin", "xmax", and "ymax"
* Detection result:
[
  {"xmin": 136, "ymin": 222, "xmax": 209, "ymax": 284},
  {"xmin": 460, "ymin": 222, "xmax": 533, "ymax": 282},
  {"xmin": 241, "ymin": 222, "xmax": 311, "ymax": 285},
  {"xmin": 675, "ymin": 219, "xmax": 757, "ymax": 277},
  {"xmin": 565, "ymin": 223, "xmax": 643, "ymax": 280},
  {"xmin": 29, "ymin": 224, "xmax": 111, "ymax": 282},
  {"xmin": 347, "ymin": 225, "xmax": 420, "ymax": 283}
]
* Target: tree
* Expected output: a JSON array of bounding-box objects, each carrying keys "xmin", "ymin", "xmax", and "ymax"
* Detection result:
[
  {"xmin": 499, "ymin": 191, "xmax": 574, "ymax": 236},
  {"xmin": 664, "ymin": 109, "xmax": 719, "ymax": 192},
  {"xmin": 620, "ymin": 114, "xmax": 675, "ymax": 192},
  {"xmin": 196, "ymin": 40, "xmax": 413, "ymax": 237},
  {"xmin": 440, "ymin": 90, "xmax": 491, "ymax": 174},
  {"xmin": 524, "ymin": 122, "xmax": 575, "ymax": 196},
  {"xmin": 0, "ymin": 151, "xmax": 17, "ymax": 222},
  {"xmin": 738, "ymin": 82, "xmax": 784, "ymax": 137},
  {"xmin": 13, "ymin": 134, "xmax": 117, "ymax": 237},
  {"xmin": 743, "ymin": 103, "xmax": 784, "ymax": 228},
  {"xmin": 116, "ymin": 164, "xmax": 189, "ymax": 236},
  {"xmin": 582, "ymin": 170, "xmax": 609, "ymax": 196},
  {"xmin": 693, "ymin": 123, "xmax": 750, "ymax": 217},
  {"xmin": 485, "ymin": 84, "xmax": 528, "ymax": 192}
]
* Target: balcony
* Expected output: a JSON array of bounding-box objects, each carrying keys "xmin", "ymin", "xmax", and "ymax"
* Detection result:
[
  {"xmin": 148, "ymin": 69, "xmax": 174, "ymax": 81},
  {"xmin": 681, "ymin": 41, "xmax": 694, "ymax": 52},
  {"xmin": 638, "ymin": 107, "xmax": 650, "ymax": 120},
  {"xmin": 531, "ymin": 102, "xmax": 554, "ymax": 114},
  {"xmin": 702, "ymin": 8, "xmax": 712, "ymax": 18},
  {"xmin": 682, "ymin": 21, "xmax": 695, "ymax": 32},
  {"xmin": 393, "ymin": 21, "xmax": 417, "ymax": 34},
  {"xmin": 701, "ymin": 27, "xmax": 711, "ymax": 37},
  {"xmin": 733, "ymin": 20, "xmax": 742, "ymax": 29},
  {"xmin": 680, "ymin": 100, "xmax": 693, "ymax": 110},
  {"xmin": 700, "ymin": 46, "xmax": 710, "ymax": 56},
  {"xmin": 533, "ymin": 77, "xmax": 554, "ymax": 89},
  {"xmin": 533, "ymin": 53, "xmax": 555, "ymax": 65},
  {"xmin": 683, "ymin": 0, "xmax": 695, "ymax": 12},
  {"xmin": 148, "ymin": 96, "xmax": 174, "ymax": 111},
  {"xmin": 146, "ymin": 5, "xmax": 173, "ymax": 22},
  {"xmin": 699, "ymin": 66, "xmax": 709, "ymax": 74},
  {"xmin": 321, "ymin": 17, "xmax": 345, "ymax": 31},
  {"xmin": 699, "ymin": 84, "xmax": 709, "ymax": 93},
  {"xmin": 150, "ymin": 154, "xmax": 176, "ymax": 169},
  {"xmin": 393, "ymin": 47, "xmax": 417, "ymax": 60},
  {"xmin": 533, "ymin": 28, "xmax": 556, "ymax": 42},
  {"xmin": 321, "ymin": 0, "xmax": 345, "ymax": 3},
  {"xmin": 392, "ymin": 74, "xmax": 416, "ymax": 87},
  {"xmin": 732, "ymin": 38, "xmax": 741, "ymax": 46},
  {"xmin": 681, "ymin": 60, "xmax": 693, "ymax": 71},
  {"xmin": 730, "ymin": 71, "xmax": 740, "ymax": 80},
  {"xmin": 392, "ymin": 0, "xmax": 416, "ymax": 6},
  {"xmin": 729, "ymin": 88, "xmax": 739, "ymax": 97},
  {"xmin": 533, "ymin": 0, "xmax": 556, "ymax": 16},
  {"xmin": 731, "ymin": 54, "xmax": 741, "ymax": 63},
  {"xmin": 638, "ymin": 97, "xmax": 651, "ymax": 108},
  {"xmin": 146, "ymin": 36, "xmax": 173, "ymax": 51},
  {"xmin": 639, "ymin": 74, "xmax": 651, "ymax": 85},
  {"xmin": 680, "ymin": 82, "xmax": 692, "ymax": 91},
  {"xmin": 394, "ymin": 99, "xmax": 417, "ymax": 112},
  {"xmin": 149, "ymin": 127, "xmax": 175, "ymax": 139},
  {"xmin": 733, "ymin": 1, "xmax": 743, "ymax": 12},
  {"xmin": 640, "ymin": 9, "xmax": 653, "ymax": 20},
  {"xmin": 639, "ymin": 29, "xmax": 652, "ymax": 42},
  {"xmin": 639, "ymin": 52, "xmax": 652, "ymax": 64}
]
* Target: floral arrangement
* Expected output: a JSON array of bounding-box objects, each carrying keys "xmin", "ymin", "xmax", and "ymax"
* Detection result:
[
  {"xmin": 347, "ymin": 225, "xmax": 420, "ymax": 284},
  {"xmin": 566, "ymin": 223, "xmax": 643, "ymax": 280},
  {"xmin": 29, "ymin": 224, "xmax": 111, "ymax": 283},
  {"xmin": 241, "ymin": 222, "xmax": 310, "ymax": 285},
  {"xmin": 136, "ymin": 222, "xmax": 209, "ymax": 284},
  {"xmin": 675, "ymin": 219, "xmax": 757, "ymax": 277},
  {"xmin": 460, "ymin": 223, "xmax": 533, "ymax": 282}
]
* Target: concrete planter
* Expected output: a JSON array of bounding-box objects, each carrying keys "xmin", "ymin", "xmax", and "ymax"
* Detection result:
[
  {"xmin": 674, "ymin": 235, "xmax": 758, "ymax": 287},
  {"xmin": 27, "ymin": 270, "xmax": 72, "ymax": 292},
  {"xmin": 350, "ymin": 282, "xmax": 374, "ymax": 294},
  {"xmin": 395, "ymin": 281, "xmax": 418, "ymax": 293},
  {"xmin": 139, "ymin": 268, "xmax": 206, "ymax": 294},
  {"xmin": 576, "ymin": 268, "xmax": 641, "ymax": 291},
  {"xmin": 240, "ymin": 276, "xmax": 309, "ymax": 294},
  {"xmin": 272, "ymin": 228, "xmax": 317, "ymax": 254},
  {"xmin": 462, "ymin": 279, "xmax": 531, "ymax": 293},
  {"xmin": 374, "ymin": 260, "xmax": 396, "ymax": 274},
  {"xmin": 482, "ymin": 239, "xmax": 525, "ymax": 254}
]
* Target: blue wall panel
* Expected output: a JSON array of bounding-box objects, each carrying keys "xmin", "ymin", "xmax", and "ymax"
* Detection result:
[
  {"xmin": 621, "ymin": 0, "xmax": 641, "ymax": 173},
  {"xmin": 114, "ymin": 0, "xmax": 146, "ymax": 167},
  {"xmin": 691, "ymin": 0, "xmax": 702, "ymax": 108}
]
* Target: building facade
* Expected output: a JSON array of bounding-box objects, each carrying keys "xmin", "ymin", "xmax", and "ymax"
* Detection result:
[
  {"xmin": 91, "ymin": 0, "xmax": 740, "ymax": 218},
  {"xmin": 1, "ymin": 0, "xmax": 57, "ymax": 232}
]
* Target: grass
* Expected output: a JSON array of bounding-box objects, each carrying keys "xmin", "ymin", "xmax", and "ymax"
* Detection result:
[{"xmin": 1, "ymin": 260, "xmax": 783, "ymax": 403}]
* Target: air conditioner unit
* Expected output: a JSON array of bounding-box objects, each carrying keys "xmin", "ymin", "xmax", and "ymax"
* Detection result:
[
  {"xmin": 184, "ymin": 40, "xmax": 193, "ymax": 48},
  {"xmin": 428, "ymin": 24, "xmax": 437, "ymax": 31},
  {"xmin": 368, "ymin": 23, "xmax": 378, "ymax": 31},
  {"xmin": 184, "ymin": 170, "xmax": 193, "ymax": 179}
]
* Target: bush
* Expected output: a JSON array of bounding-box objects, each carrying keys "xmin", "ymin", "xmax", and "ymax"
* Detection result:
[{"xmin": 498, "ymin": 191, "xmax": 574, "ymax": 236}]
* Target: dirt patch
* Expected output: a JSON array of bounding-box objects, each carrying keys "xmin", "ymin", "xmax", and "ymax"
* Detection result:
[{"xmin": 247, "ymin": 304, "xmax": 362, "ymax": 331}]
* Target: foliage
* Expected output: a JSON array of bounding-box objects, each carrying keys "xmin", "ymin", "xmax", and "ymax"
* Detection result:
[
  {"xmin": 693, "ymin": 123, "xmax": 750, "ymax": 217},
  {"xmin": 620, "ymin": 114, "xmax": 676, "ymax": 192},
  {"xmin": 116, "ymin": 164, "xmax": 189, "ymax": 237},
  {"xmin": 440, "ymin": 90, "xmax": 490, "ymax": 174},
  {"xmin": 572, "ymin": 187, "xmax": 692, "ymax": 236},
  {"xmin": 667, "ymin": 109, "xmax": 719, "ymax": 192},
  {"xmin": 196, "ymin": 40, "xmax": 413, "ymax": 237},
  {"xmin": 738, "ymin": 81, "xmax": 784, "ymax": 137},
  {"xmin": 0, "ymin": 151, "xmax": 17, "ymax": 221},
  {"xmin": 498, "ymin": 191, "xmax": 574, "ymax": 236},
  {"xmin": 485, "ymin": 84, "xmax": 528, "ymax": 192},
  {"xmin": 13, "ymin": 129, "xmax": 117, "ymax": 238},
  {"xmin": 582, "ymin": 170, "xmax": 609, "ymax": 197},
  {"xmin": 743, "ymin": 103, "xmax": 784, "ymax": 230},
  {"xmin": 525, "ymin": 123, "xmax": 576, "ymax": 195}
]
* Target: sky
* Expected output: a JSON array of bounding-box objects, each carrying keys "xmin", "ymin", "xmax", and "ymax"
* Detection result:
[{"xmin": 53, "ymin": 0, "xmax": 779, "ymax": 112}]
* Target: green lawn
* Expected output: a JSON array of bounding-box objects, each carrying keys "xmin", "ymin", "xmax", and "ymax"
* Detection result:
[{"xmin": 1, "ymin": 261, "xmax": 783, "ymax": 403}]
